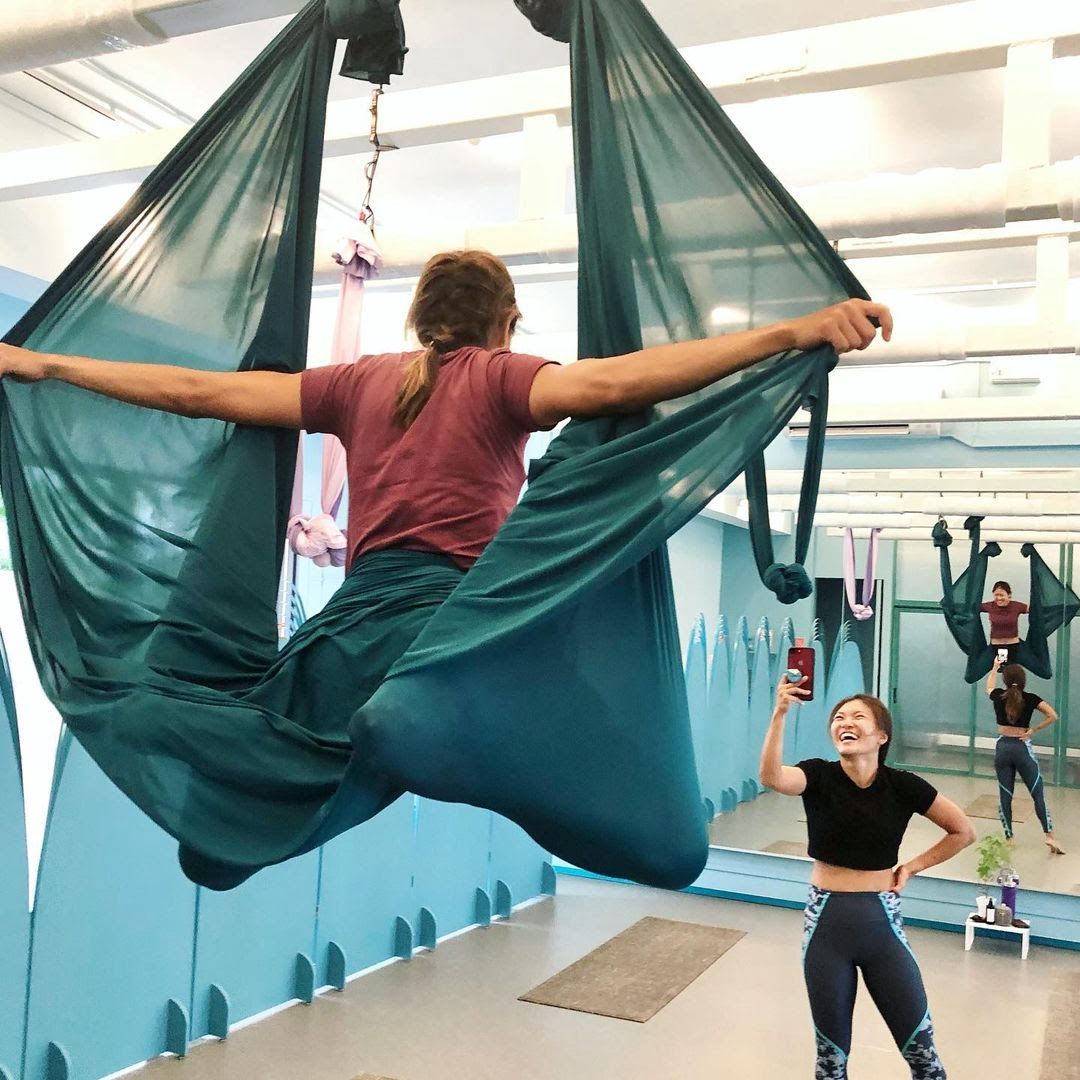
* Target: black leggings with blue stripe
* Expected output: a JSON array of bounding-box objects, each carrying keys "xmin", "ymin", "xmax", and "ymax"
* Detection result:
[
  {"xmin": 996, "ymin": 735, "xmax": 1053, "ymax": 837},
  {"xmin": 802, "ymin": 887, "xmax": 946, "ymax": 1079}
]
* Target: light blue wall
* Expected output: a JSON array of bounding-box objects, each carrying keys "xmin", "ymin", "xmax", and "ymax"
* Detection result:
[
  {"xmin": 0, "ymin": 269, "xmax": 47, "ymax": 337},
  {"xmin": 0, "ymin": 295, "xmax": 31, "ymax": 338},
  {"xmin": 0, "ymin": 731, "xmax": 549, "ymax": 1080},
  {"xmin": 667, "ymin": 516, "xmax": 724, "ymax": 647},
  {"xmin": 717, "ymin": 523, "xmax": 816, "ymax": 634}
]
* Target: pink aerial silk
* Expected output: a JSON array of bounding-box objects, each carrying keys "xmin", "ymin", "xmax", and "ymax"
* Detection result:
[
  {"xmin": 843, "ymin": 527, "xmax": 880, "ymax": 621},
  {"xmin": 288, "ymin": 218, "xmax": 381, "ymax": 566}
]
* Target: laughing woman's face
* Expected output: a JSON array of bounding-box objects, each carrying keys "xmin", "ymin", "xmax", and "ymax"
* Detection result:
[{"xmin": 830, "ymin": 699, "xmax": 888, "ymax": 759}]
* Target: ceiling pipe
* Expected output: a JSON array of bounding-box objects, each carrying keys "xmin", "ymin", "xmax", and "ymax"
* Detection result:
[
  {"xmin": 726, "ymin": 471, "xmax": 1080, "ymax": 497},
  {"xmin": 0, "ymin": 1, "xmax": 305, "ymax": 76},
  {"xmin": 811, "ymin": 513, "xmax": 1079, "ymax": 531},
  {"xmin": 305, "ymin": 158, "xmax": 1080, "ymax": 279},
  {"xmin": 770, "ymin": 493, "xmax": 1073, "ymax": 516},
  {"xmin": 833, "ymin": 527, "xmax": 1080, "ymax": 544}
]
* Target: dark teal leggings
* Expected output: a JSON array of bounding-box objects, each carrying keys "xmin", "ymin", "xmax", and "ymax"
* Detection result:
[
  {"xmin": 802, "ymin": 887, "xmax": 946, "ymax": 1079},
  {"xmin": 996, "ymin": 735, "xmax": 1053, "ymax": 837}
]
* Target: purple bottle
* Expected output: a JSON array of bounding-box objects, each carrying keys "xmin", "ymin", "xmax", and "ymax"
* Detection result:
[{"xmin": 1000, "ymin": 882, "xmax": 1018, "ymax": 915}]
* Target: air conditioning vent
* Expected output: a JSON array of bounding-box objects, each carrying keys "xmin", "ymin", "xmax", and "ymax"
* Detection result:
[{"xmin": 787, "ymin": 421, "xmax": 942, "ymax": 439}]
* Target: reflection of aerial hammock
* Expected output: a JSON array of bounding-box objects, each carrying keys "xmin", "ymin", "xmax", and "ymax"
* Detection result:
[
  {"xmin": 0, "ymin": 0, "xmax": 867, "ymax": 890},
  {"xmin": 843, "ymin": 526, "xmax": 880, "ymax": 620},
  {"xmin": 287, "ymin": 219, "xmax": 381, "ymax": 568},
  {"xmin": 933, "ymin": 516, "xmax": 1079, "ymax": 682}
]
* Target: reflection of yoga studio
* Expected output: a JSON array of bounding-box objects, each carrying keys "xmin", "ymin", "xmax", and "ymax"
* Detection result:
[{"xmin": 1, "ymin": 2, "xmax": 1080, "ymax": 1079}]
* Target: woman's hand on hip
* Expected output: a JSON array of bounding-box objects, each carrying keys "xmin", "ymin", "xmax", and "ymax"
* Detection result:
[{"xmin": 891, "ymin": 864, "xmax": 912, "ymax": 892}]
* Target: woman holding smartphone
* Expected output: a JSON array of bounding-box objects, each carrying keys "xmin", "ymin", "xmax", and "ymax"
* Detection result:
[
  {"xmin": 985, "ymin": 656, "xmax": 1063, "ymax": 853},
  {"xmin": 760, "ymin": 678, "xmax": 974, "ymax": 1079}
]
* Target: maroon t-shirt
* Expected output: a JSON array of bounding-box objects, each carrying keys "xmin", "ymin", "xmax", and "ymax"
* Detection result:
[
  {"xmin": 300, "ymin": 346, "xmax": 556, "ymax": 569},
  {"xmin": 980, "ymin": 600, "xmax": 1028, "ymax": 639}
]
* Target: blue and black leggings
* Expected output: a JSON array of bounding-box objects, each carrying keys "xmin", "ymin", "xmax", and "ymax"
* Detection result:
[
  {"xmin": 996, "ymin": 735, "xmax": 1053, "ymax": 837},
  {"xmin": 802, "ymin": 887, "xmax": 946, "ymax": 1079}
]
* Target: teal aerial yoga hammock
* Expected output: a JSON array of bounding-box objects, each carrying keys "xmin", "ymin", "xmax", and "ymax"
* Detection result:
[
  {"xmin": 1, "ymin": 0, "xmax": 868, "ymax": 890},
  {"xmin": 933, "ymin": 517, "xmax": 1079, "ymax": 682}
]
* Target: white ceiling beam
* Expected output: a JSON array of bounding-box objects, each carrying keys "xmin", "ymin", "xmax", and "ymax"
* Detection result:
[
  {"xmin": 518, "ymin": 113, "xmax": 565, "ymax": 222},
  {"xmin": 831, "ymin": 527, "xmax": 1080, "ymax": 543},
  {"xmin": 726, "ymin": 469, "xmax": 1080, "ymax": 495},
  {"xmin": 686, "ymin": 0, "xmax": 1080, "ymax": 103},
  {"xmin": 1002, "ymin": 41, "xmax": 1054, "ymax": 174},
  {"xmin": 842, "ymin": 474, "xmax": 1080, "ymax": 493},
  {"xmin": 1036, "ymin": 233, "xmax": 1070, "ymax": 329},
  {"xmin": 791, "ymin": 397, "xmax": 1080, "ymax": 425},
  {"xmin": 772, "ymin": 493, "xmax": 1074, "ymax": 514},
  {"xmin": 5, "ymin": 1, "xmax": 1080, "ymax": 201},
  {"xmin": 814, "ymin": 513, "xmax": 1080, "ymax": 529}
]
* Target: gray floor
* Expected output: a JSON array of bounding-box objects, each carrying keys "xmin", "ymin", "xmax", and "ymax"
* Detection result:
[
  {"xmin": 134, "ymin": 877, "xmax": 1077, "ymax": 1080},
  {"xmin": 709, "ymin": 773, "xmax": 1080, "ymax": 895}
]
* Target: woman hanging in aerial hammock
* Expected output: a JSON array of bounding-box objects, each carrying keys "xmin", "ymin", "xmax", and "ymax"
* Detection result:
[
  {"xmin": 980, "ymin": 579, "xmax": 1027, "ymax": 667},
  {"xmin": 984, "ymin": 656, "xmax": 1064, "ymax": 855},
  {"xmin": 0, "ymin": 252, "xmax": 893, "ymax": 889},
  {"xmin": 933, "ymin": 517, "xmax": 1079, "ymax": 682}
]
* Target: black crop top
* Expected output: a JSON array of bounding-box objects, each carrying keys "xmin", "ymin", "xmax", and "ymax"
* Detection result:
[
  {"xmin": 989, "ymin": 688, "xmax": 1043, "ymax": 729},
  {"xmin": 796, "ymin": 759, "xmax": 938, "ymax": 871}
]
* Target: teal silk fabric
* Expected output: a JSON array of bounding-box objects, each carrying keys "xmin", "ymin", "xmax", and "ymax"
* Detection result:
[{"xmin": 1, "ymin": 0, "xmax": 867, "ymax": 890}]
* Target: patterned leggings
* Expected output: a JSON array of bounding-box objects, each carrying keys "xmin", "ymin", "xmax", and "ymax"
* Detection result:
[
  {"xmin": 802, "ymin": 886, "xmax": 946, "ymax": 1079},
  {"xmin": 995, "ymin": 735, "xmax": 1053, "ymax": 837}
]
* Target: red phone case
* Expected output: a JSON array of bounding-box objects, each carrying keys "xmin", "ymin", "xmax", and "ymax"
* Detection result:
[{"xmin": 787, "ymin": 645, "xmax": 815, "ymax": 701}]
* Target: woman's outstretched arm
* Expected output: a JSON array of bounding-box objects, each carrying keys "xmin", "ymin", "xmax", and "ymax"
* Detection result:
[
  {"xmin": 0, "ymin": 344, "xmax": 303, "ymax": 427},
  {"xmin": 529, "ymin": 298, "xmax": 893, "ymax": 426}
]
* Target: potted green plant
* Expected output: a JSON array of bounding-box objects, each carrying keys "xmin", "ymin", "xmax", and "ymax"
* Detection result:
[{"xmin": 974, "ymin": 835, "xmax": 1015, "ymax": 918}]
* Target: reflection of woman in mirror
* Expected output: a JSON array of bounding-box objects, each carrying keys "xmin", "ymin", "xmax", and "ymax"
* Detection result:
[
  {"xmin": 760, "ymin": 680, "xmax": 974, "ymax": 1079},
  {"xmin": 980, "ymin": 580, "xmax": 1028, "ymax": 666},
  {"xmin": 985, "ymin": 657, "xmax": 1063, "ymax": 854}
]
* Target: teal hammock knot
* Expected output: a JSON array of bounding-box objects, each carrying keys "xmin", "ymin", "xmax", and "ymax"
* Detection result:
[
  {"xmin": 931, "ymin": 521, "xmax": 952, "ymax": 548},
  {"xmin": 326, "ymin": 0, "xmax": 407, "ymax": 84},
  {"xmin": 763, "ymin": 563, "xmax": 813, "ymax": 604},
  {"xmin": 983, "ymin": 542, "xmax": 1002, "ymax": 558},
  {"xmin": 513, "ymin": 0, "xmax": 572, "ymax": 41},
  {"xmin": 1020, "ymin": 543, "xmax": 1036, "ymax": 558}
]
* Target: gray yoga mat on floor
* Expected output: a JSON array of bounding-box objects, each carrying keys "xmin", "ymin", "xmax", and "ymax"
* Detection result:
[
  {"xmin": 1039, "ymin": 971, "xmax": 1080, "ymax": 1079},
  {"xmin": 519, "ymin": 916, "xmax": 744, "ymax": 1022},
  {"xmin": 965, "ymin": 793, "xmax": 1030, "ymax": 822},
  {"xmin": 763, "ymin": 840, "xmax": 808, "ymax": 857}
]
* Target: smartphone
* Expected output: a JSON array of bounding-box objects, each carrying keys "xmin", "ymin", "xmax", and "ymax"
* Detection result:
[
  {"xmin": 997, "ymin": 648, "xmax": 1009, "ymax": 664},
  {"xmin": 786, "ymin": 645, "xmax": 815, "ymax": 701}
]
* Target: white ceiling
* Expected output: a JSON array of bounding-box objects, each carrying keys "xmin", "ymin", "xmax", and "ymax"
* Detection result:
[{"xmin": 0, "ymin": 0, "xmax": 1078, "ymax": 476}]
